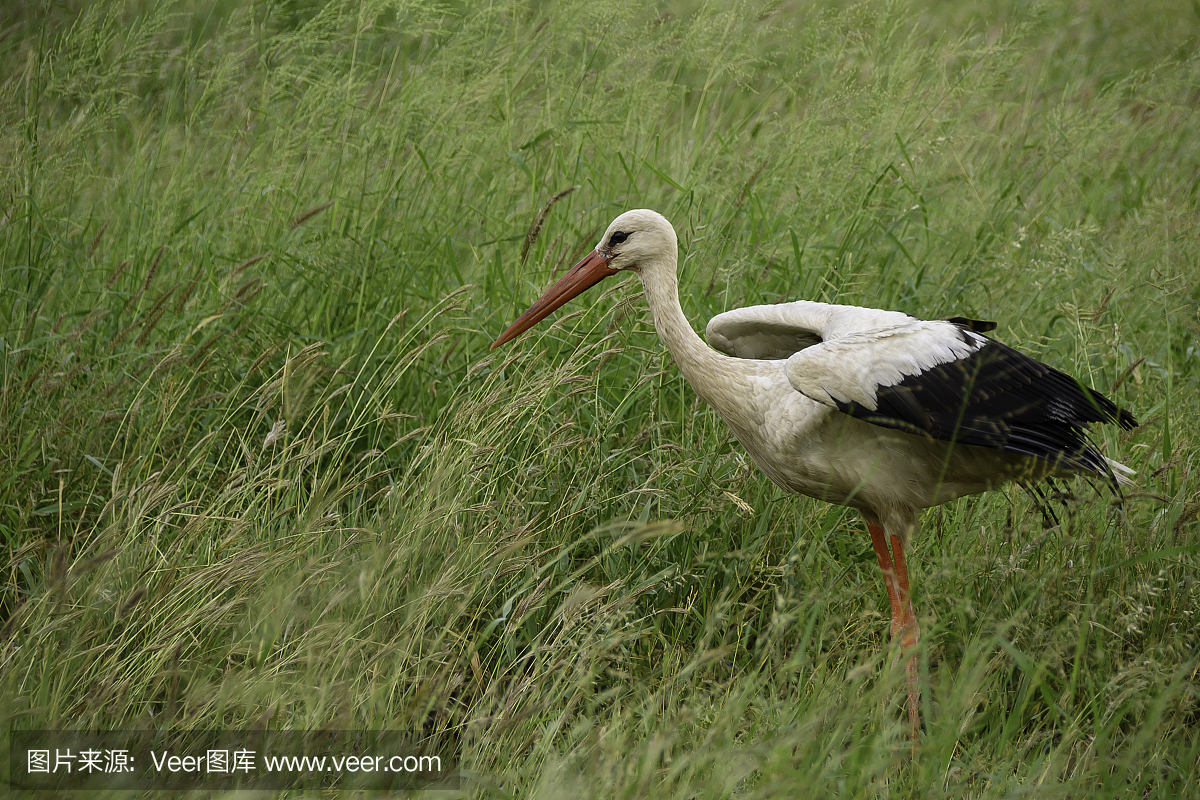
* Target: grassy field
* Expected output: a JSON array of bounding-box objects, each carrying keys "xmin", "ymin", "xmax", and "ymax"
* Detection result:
[{"xmin": 2, "ymin": 0, "xmax": 1199, "ymax": 796}]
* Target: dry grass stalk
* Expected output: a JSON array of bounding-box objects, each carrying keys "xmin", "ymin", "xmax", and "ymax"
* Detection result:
[
  {"xmin": 522, "ymin": 186, "xmax": 578, "ymax": 265},
  {"xmin": 289, "ymin": 201, "xmax": 334, "ymax": 229}
]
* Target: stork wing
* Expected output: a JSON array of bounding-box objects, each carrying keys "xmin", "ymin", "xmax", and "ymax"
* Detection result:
[
  {"xmin": 705, "ymin": 300, "xmax": 915, "ymax": 359},
  {"xmin": 783, "ymin": 319, "xmax": 1136, "ymax": 474}
]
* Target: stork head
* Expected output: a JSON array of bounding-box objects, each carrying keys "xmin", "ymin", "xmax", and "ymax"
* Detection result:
[{"xmin": 491, "ymin": 209, "xmax": 676, "ymax": 349}]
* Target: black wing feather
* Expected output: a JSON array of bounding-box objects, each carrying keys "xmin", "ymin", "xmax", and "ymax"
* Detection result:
[
  {"xmin": 835, "ymin": 324, "xmax": 1137, "ymax": 487},
  {"xmin": 946, "ymin": 316, "xmax": 998, "ymax": 333}
]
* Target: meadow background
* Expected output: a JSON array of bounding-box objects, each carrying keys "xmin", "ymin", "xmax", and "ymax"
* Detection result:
[{"xmin": 2, "ymin": 0, "xmax": 1199, "ymax": 796}]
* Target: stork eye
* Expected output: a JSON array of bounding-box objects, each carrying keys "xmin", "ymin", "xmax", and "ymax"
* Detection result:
[{"xmin": 608, "ymin": 231, "xmax": 629, "ymax": 246}]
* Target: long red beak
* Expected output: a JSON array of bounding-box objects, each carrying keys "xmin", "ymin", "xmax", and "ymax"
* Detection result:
[{"xmin": 491, "ymin": 250, "xmax": 618, "ymax": 349}]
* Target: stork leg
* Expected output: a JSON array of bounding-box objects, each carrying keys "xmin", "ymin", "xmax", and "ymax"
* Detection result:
[
  {"xmin": 889, "ymin": 530, "xmax": 921, "ymax": 740},
  {"xmin": 866, "ymin": 519, "xmax": 921, "ymax": 742}
]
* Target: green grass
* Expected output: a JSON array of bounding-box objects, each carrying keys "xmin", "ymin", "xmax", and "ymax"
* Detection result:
[{"xmin": 2, "ymin": 0, "xmax": 1199, "ymax": 796}]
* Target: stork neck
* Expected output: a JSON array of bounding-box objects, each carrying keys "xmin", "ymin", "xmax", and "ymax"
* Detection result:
[{"xmin": 636, "ymin": 257, "xmax": 729, "ymax": 403}]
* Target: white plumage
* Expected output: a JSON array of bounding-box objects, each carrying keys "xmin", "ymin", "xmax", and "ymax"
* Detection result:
[
  {"xmin": 492, "ymin": 208, "xmax": 1136, "ymax": 741},
  {"xmin": 780, "ymin": 319, "xmax": 987, "ymax": 411}
]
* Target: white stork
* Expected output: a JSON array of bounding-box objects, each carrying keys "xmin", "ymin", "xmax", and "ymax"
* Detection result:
[{"xmin": 491, "ymin": 208, "xmax": 1137, "ymax": 740}]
